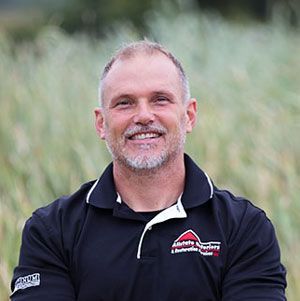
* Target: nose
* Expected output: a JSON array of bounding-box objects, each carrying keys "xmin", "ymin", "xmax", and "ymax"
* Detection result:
[{"xmin": 133, "ymin": 101, "xmax": 155, "ymax": 125}]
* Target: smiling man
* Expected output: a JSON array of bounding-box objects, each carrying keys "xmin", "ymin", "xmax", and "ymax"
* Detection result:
[
  {"xmin": 95, "ymin": 47, "xmax": 196, "ymax": 212},
  {"xmin": 11, "ymin": 41, "xmax": 286, "ymax": 300}
]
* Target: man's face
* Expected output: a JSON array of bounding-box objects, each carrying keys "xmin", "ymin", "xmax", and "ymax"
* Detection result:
[{"xmin": 95, "ymin": 52, "xmax": 196, "ymax": 170}]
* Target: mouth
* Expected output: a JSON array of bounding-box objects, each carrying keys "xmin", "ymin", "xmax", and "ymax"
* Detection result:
[
  {"xmin": 129, "ymin": 132, "xmax": 162, "ymax": 140},
  {"xmin": 125, "ymin": 125, "xmax": 166, "ymax": 141}
]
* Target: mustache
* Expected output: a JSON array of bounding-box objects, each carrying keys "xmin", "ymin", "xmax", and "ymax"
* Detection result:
[{"xmin": 124, "ymin": 125, "xmax": 167, "ymax": 138}]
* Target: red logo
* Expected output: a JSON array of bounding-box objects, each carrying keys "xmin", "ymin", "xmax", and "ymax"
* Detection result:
[{"xmin": 171, "ymin": 229, "xmax": 221, "ymax": 256}]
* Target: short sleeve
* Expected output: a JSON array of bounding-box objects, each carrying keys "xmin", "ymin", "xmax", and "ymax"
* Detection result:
[
  {"xmin": 222, "ymin": 210, "xmax": 287, "ymax": 300},
  {"xmin": 10, "ymin": 213, "xmax": 76, "ymax": 300}
]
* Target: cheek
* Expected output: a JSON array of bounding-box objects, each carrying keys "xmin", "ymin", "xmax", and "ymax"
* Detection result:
[
  {"xmin": 105, "ymin": 115, "xmax": 129, "ymax": 137},
  {"xmin": 160, "ymin": 111, "xmax": 186, "ymax": 130}
]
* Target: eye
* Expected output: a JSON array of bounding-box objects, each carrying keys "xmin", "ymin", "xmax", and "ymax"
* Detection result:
[
  {"xmin": 154, "ymin": 95, "xmax": 170, "ymax": 104},
  {"xmin": 115, "ymin": 98, "xmax": 133, "ymax": 107}
]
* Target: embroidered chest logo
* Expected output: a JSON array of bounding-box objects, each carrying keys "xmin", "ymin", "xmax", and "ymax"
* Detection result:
[{"xmin": 171, "ymin": 229, "xmax": 221, "ymax": 256}]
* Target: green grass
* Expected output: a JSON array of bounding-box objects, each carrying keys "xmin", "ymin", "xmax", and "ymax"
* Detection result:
[{"xmin": 0, "ymin": 11, "xmax": 299, "ymax": 300}]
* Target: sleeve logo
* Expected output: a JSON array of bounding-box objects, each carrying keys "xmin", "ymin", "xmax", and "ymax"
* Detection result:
[
  {"xmin": 171, "ymin": 229, "xmax": 221, "ymax": 256},
  {"xmin": 13, "ymin": 273, "xmax": 40, "ymax": 293}
]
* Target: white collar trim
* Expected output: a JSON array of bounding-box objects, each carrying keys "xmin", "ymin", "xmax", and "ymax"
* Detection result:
[{"xmin": 137, "ymin": 195, "xmax": 187, "ymax": 259}]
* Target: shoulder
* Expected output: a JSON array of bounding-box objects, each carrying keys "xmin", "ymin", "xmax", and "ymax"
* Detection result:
[
  {"xmin": 210, "ymin": 187, "xmax": 282, "ymax": 270},
  {"xmin": 34, "ymin": 180, "xmax": 96, "ymax": 219},
  {"xmin": 24, "ymin": 180, "xmax": 97, "ymax": 245},
  {"xmin": 211, "ymin": 187, "xmax": 275, "ymax": 244},
  {"xmin": 213, "ymin": 187, "xmax": 268, "ymax": 221}
]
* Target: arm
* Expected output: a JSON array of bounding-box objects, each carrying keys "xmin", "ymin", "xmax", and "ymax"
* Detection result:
[
  {"xmin": 11, "ymin": 213, "xmax": 76, "ymax": 300},
  {"xmin": 222, "ymin": 210, "xmax": 287, "ymax": 300}
]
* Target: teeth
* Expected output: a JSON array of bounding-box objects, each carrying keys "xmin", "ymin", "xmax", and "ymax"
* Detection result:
[{"xmin": 131, "ymin": 133, "xmax": 160, "ymax": 140}]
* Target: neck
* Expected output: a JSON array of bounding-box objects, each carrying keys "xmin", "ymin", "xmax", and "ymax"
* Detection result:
[{"xmin": 113, "ymin": 154, "xmax": 186, "ymax": 212}]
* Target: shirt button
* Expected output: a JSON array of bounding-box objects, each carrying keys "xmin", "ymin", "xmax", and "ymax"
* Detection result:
[{"xmin": 148, "ymin": 226, "xmax": 152, "ymax": 230}]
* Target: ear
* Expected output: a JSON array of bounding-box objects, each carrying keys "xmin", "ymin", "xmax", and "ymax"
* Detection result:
[
  {"xmin": 185, "ymin": 98, "xmax": 197, "ymax": 133},
  {"xmin": 94, "ymin": 107, "xmax": 106, "ymax": 139}
]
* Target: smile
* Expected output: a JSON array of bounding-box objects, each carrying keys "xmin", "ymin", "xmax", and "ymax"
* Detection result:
[{"xmin": 129, "ymin": 132, "xmax": 162, "ymax": 140}]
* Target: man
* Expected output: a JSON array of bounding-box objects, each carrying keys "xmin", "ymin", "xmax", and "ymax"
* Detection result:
[{"xmin": 11, "ymin": 41, "xmax": 286, "ymax": 300}]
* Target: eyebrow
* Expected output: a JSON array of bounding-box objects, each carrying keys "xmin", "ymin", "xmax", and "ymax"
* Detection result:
[{"xmin": 152, "ymin": 90, "xmax": 174, "ymax": 97}]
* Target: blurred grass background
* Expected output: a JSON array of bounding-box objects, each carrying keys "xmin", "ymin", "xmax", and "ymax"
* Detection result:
[{"xmin": 0, "ymin": 3, "xmax": 300, "ymax": 300}]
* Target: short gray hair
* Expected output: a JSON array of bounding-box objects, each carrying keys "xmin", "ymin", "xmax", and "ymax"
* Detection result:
[{"xmin": 98, "ymin": 40, "xmax": 191, "ymax": 106}]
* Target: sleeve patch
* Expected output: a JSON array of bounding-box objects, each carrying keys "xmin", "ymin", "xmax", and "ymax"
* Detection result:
[{"xmin": 13, "ymin": 273, "xmax": 40, "ymax": 293}]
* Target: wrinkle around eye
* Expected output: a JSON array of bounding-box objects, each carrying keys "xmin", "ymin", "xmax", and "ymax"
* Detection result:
[
  {"xmin": 151, "ymin": 91, "xmax": 176, "ymax": 104},
  {"xmin": 152, "ymin": 97, "xmax": 173, "ymax": 106},
  {"xmin": 112, "ymin": 98, "xmax": 134, "ymax": 108}
]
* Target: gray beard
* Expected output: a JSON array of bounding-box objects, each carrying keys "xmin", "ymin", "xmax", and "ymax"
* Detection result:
[
  {"xmin": 105, "ymin": 121, "xmax": 186, "ymax": 172},
  {"xmin": 123, "ymin": 150, "xmax": 168, "ymax": 170},
  {"xmin": 105, "ymin": 140, "xmax": 169, "ymax": 171}
]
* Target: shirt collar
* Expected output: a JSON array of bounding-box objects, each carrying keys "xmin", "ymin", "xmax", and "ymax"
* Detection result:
[
  {"xmin": 181, "ymin": 154, "xmax": 214, "ymax": 208},
  {"xmin": 86, "ymin": 154, "xmax": 214, "ymax": 209},
  {"xmin": 86, "ymin": 162, "xmax": 117, "ymax": 208}
]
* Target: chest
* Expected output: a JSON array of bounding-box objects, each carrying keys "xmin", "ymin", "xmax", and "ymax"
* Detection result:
[{"xmin": 71, "ymin": 210, "xmax": 226, "ymax": 301}]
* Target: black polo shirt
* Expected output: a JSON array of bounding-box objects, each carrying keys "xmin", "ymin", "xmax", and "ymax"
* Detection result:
[{"xmin": 11, "ymin": 155, "xmax": 286, "ymax": 300}]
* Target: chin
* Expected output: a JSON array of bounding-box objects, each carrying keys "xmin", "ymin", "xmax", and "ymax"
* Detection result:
[{"xmin": 123, "ymin": 153, "xmax": 168, "ymax": 171}]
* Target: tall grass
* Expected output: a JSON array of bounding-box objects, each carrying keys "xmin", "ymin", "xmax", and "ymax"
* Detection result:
[{"xmin": 0, "ymin": 11, "xmax": 299, "ymax": 300}]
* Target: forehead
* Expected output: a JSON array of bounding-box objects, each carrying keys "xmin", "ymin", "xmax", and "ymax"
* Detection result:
[{"xmin": 101, "ymin": 52, "xmax": 182, "ymax": 102}]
